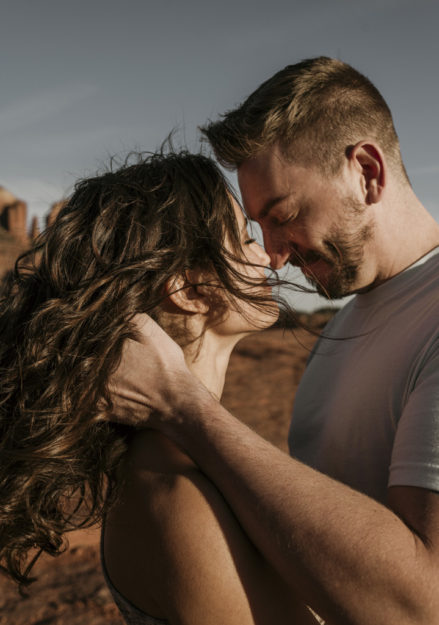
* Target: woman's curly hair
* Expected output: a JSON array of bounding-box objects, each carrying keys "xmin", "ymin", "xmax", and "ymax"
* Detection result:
[{"xmin": 0, "ymin": 149, "xmax": 292, "ymax": 587}]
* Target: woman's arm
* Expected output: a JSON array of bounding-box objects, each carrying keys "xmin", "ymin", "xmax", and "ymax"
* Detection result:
[{"xmin": 104, "ymin": 431, "xmax": 319, "ymax": 625}]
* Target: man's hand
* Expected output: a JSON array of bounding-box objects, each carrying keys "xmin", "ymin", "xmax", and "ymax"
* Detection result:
[{"xmin": 107, "ymin": 314, "xmax": 191, "ymax": 427}]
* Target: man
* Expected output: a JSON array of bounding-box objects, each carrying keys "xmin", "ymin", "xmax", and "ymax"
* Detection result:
[{"xmin": 112, "ymin": 58, "xmax": 439, "ymax": 624}]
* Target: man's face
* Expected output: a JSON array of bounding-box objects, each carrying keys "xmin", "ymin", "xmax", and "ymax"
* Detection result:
[{"xmin": 237, "ymin": 144, "xmax": 375, "ymax": 299}]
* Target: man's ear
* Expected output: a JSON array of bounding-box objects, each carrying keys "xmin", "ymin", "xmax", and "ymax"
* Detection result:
[
  {"xmin": 164, "ymin": 273, "xmax": 210, "ymax": 314},
  {"xmin": 348, "ymin": 141, "xmax": 386, "ymax": 204}
]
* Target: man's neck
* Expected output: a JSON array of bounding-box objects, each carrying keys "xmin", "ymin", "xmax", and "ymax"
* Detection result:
[{"xmin": 367, "ymin": 189, "xmax": 439, "ymax": 288}]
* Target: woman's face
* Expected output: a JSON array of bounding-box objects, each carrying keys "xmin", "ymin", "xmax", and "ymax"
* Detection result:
[{"xmin": 211, "ymin": 198, "xmax": 279, "ymax": 336}]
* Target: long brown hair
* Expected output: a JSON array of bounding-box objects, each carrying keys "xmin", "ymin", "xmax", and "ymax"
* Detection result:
[{"xmin": 0, "ymin": 149, "xmax": 290, "ymax": 587}]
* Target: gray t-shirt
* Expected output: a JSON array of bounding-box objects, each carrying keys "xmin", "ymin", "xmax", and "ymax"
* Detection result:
[{"xmin": 289, "ymin": 248, "xmax": 439, "ymax": 504}]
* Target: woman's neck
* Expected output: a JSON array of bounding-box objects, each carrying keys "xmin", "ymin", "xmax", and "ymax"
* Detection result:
[{"xmin": 183, "ymin": 330, "xmax": 244, "ymax": 400}]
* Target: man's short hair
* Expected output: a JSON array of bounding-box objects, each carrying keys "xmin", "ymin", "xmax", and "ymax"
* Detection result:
[{"xmin": 201, "ymin": 57, "xmax": 408, "ymax": 179}]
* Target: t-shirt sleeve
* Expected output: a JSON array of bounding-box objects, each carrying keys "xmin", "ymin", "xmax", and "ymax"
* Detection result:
[{"xmin": 389, "ymin": 338, "xmax": 439, "ymax": 492}]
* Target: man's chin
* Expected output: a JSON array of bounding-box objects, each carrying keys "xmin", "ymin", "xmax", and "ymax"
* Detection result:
[{"xmin": 304, "ymin": 273, "xmax": 352, "ymax": 300}]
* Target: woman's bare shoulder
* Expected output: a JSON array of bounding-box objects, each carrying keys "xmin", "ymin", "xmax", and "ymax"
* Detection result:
[
  {"xmin": 118, "ymin": 429, "xmax": 233, "ymax": 539},
  {"xmin": 127, "ymin": 429, "xmax": 197, "ymax": 477},
  {"xmin": 103, "ymin": 429, "xmax": 209, "ymax": 617},
  {"xmin": 118, "ymin": 429, "xmax": 207, "ymax": 521},
  {"xmin": 105, "ymin": 430, "xmax": 319, "ymax": 625},
  {"xmin": 106, "ymin": 427, "xmax": 260, "ymax": 622}
]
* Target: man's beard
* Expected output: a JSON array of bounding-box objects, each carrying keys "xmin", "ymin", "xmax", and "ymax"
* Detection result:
[{"xmin": 290, "ymin": 203, "xmax": 374, "ymax": 299}]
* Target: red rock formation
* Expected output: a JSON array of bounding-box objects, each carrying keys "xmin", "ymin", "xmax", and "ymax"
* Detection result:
[
  {"xmin": 0, "ymin": 229, "xmax": 25, "ymax": 276},
  {"xmin": 29, "ymin": 215, "xmax": 40, "ymax": 241},
  {"xmin": 0, "ymin": 187, "xmax": 30, "ymax": 276},
  {"xmin": 0, "ymin": 186, "xmax": 55, "ymax": 278},
  {"xmin": 0, "ymin": 186, "xmax": 29, "ymax": 246},
  {"xmin": 46, "ymin": 199, "xmax": 66, "ymax": 228}
]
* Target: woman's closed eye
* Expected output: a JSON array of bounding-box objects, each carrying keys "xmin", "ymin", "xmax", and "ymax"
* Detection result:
[{"xmin": 244, "ymin": 237, "xmax": 256, "ymax": 245}]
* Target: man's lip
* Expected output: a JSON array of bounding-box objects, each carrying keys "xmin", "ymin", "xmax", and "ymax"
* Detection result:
[
  {"xmin": 288, "ymin": 254, "xmax": 322, "ymax": 268},
  {"xmin": 300, "ymin": 257, "xmax": 330, "ymax": 277},
  {"xmin": 288, "ymin": 255, "xmax": 304, "ymax": 267},
  {"xmin": 301, "ymin": 262, "xmax": 318, "ymax": 276}
]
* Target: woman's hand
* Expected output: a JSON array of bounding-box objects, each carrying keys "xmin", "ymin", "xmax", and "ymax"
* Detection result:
[{"xmin": 107, "ymin": 314, "xmax": 192, "ymax": 427}]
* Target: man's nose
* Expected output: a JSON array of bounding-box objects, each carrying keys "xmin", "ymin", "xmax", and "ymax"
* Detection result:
[{"xmin": 263, "ymin": 232, "xmax": 291, "ymax": 269}]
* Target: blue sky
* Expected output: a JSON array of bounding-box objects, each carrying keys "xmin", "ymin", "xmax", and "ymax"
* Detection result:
[{"xmin": 1, "ymin": 0, "xmax": 438, "ymax": 309}]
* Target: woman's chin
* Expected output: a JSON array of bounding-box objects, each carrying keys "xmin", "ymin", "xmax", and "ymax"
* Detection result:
[{"xmin": 244, "ymin": 302, "xmax": 280, "ymax": 333}]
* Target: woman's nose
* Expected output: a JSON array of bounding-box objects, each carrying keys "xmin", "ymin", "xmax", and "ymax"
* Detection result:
[
  {"xmin": 253, "ymin": 242, "xmax": 271, "ymax": 267},
  {"xmin": 269, "ymin": 251, "xmax": 291, "ymax": 269}
]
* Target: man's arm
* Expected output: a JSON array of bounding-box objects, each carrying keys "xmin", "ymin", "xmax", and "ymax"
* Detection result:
[
  {"xmin": 109, "ymin": 316, "xmax": 439, "ymax": 625},
  {"xmin": 173, "ymin": 405, "xmax": 439, "ymax": 625}
]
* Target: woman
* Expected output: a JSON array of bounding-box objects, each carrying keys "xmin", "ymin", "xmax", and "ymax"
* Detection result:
[{"xmin": 0, "ymin": 150, "xmax": 318, "ymax": 623}]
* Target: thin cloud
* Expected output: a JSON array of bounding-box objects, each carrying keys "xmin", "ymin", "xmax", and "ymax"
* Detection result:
[
  {"xmin": 0, "ymin": 83, "xmax": 98, "ymax": 137},
  {"xmin": 14, "ymin": 124, "xmax": 129, "ymax": 158},
  {"xmin": 2, "ymin": 177, "xmax": 67, "ymax": 226}
]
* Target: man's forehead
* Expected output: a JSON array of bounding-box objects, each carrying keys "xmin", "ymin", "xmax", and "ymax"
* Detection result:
[
  {"xmin": 238, "ymin": 153, "xmax": 299, "ymax": 219},
  {"xmin": 238, "ymin": 145, "xmax": 288, "ymax": 178}
]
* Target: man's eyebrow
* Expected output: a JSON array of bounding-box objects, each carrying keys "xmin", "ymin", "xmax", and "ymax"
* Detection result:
[{"xmin": 258, "ymin": 193, "xmax": 293, "ymax": 220}]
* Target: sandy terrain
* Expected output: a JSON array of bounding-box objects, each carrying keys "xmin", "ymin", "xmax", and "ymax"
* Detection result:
[{"xmin": 0, "ymin": 325, "xmax": 321, "ymax": 624}]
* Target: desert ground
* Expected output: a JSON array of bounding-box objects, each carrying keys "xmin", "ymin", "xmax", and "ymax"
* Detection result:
[{"xmin": 0, "ymin": 322, "xmax": 325, "ymax": 624}]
